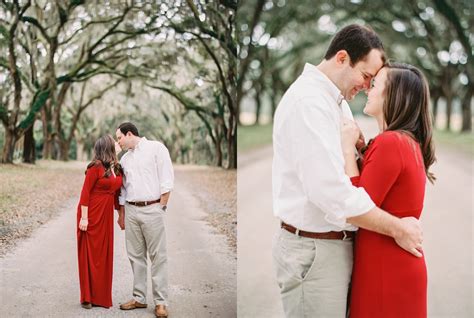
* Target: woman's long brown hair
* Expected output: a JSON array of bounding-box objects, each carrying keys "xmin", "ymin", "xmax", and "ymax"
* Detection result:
[
  {"xmin": 86, "ymin": 135, "xmax": 123, "ymax": 177},
  {"xmin": 382, "ymin": 62, "xmax": 436, "ymax": 183}
]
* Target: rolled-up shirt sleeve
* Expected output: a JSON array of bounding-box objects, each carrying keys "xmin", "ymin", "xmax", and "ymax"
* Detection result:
[
  {"xmin": 118, "ymin": 185, "xmax": 126, "ymax": 205},
  {"xmin": 157, "ymin": 143, "xmax": 174, "ymax": 194},
  {"xmin": 118, "ymin": 158, "xmax": 127, "ymax": 205},
  {"xmin": 291, "ymin": 98, "xmax": 375, "ymax": 228}
]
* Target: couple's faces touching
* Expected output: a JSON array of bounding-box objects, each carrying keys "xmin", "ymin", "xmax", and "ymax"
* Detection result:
[
  {"xmin": 335, "ymin": 49, "xmax": 384, "ymax": 101},
  {"xmin": 364, "ymin": 67, "xmax": 388, "ymax": 120},
  {"xmin": 115, "ymin": 129, "xmax": 133, "ymax": 151}
]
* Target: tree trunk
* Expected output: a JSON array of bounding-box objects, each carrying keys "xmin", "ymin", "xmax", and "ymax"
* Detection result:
[
  {"xmin": 254, "ymin": 88, "xmax": 262, "ymax": 125},
  {"xmin": 227, "ymin": 124, "xmax": 237, "ymax": 169},
  {"xmin": 1, "ymin": 128, "xmax": 16, "ymax": 163},
  {"xmin": 215, "ymin": 133, "xmax": 223, "ymax": 167},
  {"xmin": 271, "ymin": 73, "xmax": 280, "ymax": 120},
  {"xmin": 76, "ymin": 140, "xmax": 87, "ymax": 161},
  {"xmin": 41, "ymin": 106, "xmax": 54, "ymax": 159},
  {"xmin": 461, "ymin": 87, "xmax": 473, "ymax": 132},
  {"xmin": 53, "ymin": 82, "xmax": 72, "ymax": 161},
  {"xmin": 431, "ymin": 93, "xmax": 440, "ymax": 128},
  {"xmin": 445, "ymin": 94, "xmax": 453, "ymax": 131},
  {"xmin": 212, "ymin": 124, "xmax": 223, "ymax": 167},
  {"xmin": 22, "ymin": 124, "xmax": 36, "ymax": 163},
  {"xmin": 59, "ymin": 139, "xmax": 71, "ymax": 161}
]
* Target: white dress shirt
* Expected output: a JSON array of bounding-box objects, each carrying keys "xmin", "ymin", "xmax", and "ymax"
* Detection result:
[
  {"xmin": 119, "ymin": 137, "xmax": 174, "ymax": 205},
  {"xmin": 272, "ymin": 63, "xmax": 375, "ymax": 232}
]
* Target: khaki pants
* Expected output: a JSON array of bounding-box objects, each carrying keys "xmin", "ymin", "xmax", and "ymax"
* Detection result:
[
  {"xmin": 125, "ymin": 203, "xmax": 168, "ymax": 306},
  {"xmin": 272, "ymin": 228, "xmax": 353, "ymax": 317}
]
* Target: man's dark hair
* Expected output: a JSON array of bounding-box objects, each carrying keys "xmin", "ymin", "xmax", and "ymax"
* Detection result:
[
  {"xmin": 118, "ymin": 122, "xmax": 139, "ymax": 136},
  {"xmin": 324, "ymin": 24, "xmax": 385, "ymax": 66}
]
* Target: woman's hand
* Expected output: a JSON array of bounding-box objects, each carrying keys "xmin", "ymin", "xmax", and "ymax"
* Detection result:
[
  {"xmin": 79, "ymin": 218, "xmax": 88, "ymax": 231},
  {"xmin": 341, "ymin": 118, "xmax": 361, "ymax": 154}
]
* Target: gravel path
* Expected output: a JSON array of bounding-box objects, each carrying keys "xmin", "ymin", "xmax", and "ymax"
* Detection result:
[{"xmin": 0, "ymin": 164, "xmax": 236, "ymax": 317}]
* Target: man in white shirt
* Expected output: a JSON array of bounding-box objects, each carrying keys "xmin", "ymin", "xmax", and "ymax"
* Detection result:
[
  {"xmin": 272, "ymin": 24, "xmax": 424, "ymax": 317},
  {"xmin": 115, "ymin": 122, "xmax": 174, "ymax": 318}
]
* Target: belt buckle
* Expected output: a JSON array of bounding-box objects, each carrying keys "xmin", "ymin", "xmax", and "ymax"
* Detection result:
[
  {"xmin": 342, "ymin": 230, "xmax": 350, "ymax": 241},
  {"xmin": 144, "ymin": 201, "xmax": 148, "ymax": 206}
]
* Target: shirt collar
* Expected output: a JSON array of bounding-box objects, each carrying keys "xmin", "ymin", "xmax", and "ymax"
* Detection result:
[
  {"xmin": 302, "ymin": 63, "xmax": 345, "ymax": 106},
  {"xmin": 130, "ymin": 137, "xmax": 147, "ymax": 152}
]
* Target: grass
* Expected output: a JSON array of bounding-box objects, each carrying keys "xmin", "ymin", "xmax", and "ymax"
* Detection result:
[
  {"xmin": 237, "ymin": 124, "xmax": 273, "ymax": 153},
  {"xmin": 0, "ymin": 160, "xmax": 86, "ymax": 255},
  {"xmin": 236, "ymin": 123, "xmax": 473, "ymax": 158},
  {"xmin": 433, "ymin": 129, "xmax": 474, "ymax": 157}
]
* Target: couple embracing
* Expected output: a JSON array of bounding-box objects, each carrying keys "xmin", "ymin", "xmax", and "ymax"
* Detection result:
[
  {"xmin": 76, "ymin": 122, "xmax": 173, "ymax": 318},
  {"xmin": 272, "ymin": 24, "xmax": 435, "ymax": 317}
]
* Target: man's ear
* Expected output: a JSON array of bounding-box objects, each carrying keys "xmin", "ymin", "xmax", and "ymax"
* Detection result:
[{"xmin": 335, "ymin": 50, "xmax": 350, "ymax": 66}]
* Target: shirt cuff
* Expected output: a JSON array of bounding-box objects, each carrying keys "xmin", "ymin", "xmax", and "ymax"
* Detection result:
[
  {"xmin": 161, "ymin": 184, "xmax": 173, "ymax": 194},
  {"xmin": 324, "ymin": 188, "xmax": 375, "ymax": 229}
]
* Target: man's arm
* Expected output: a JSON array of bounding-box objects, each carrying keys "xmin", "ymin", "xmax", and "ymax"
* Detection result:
[
  {"xmin": 344, "ymin": 132, "xmax": 424, "ymax": 257},
  {"xmin": 156, "ymin": 142, "xmax": 174, "ymax": 210},
  {"xmin": 160, "ymin": 191, "xmax": 170, "ymax": 206},
  {"xmin": 292, "ymin": 101, "xmax": 423, "ymax": 257},
  {"xmin": 348, "ymin": 207, "xmax": 423, "ymax": 257},
  {"xmin": 117, "ymin": 205, "xmax": 125, "ymax": 230}
]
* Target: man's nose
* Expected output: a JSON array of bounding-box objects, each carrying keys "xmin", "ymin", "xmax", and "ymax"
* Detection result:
[{"xmin": 363, "ymin": 78, "xmax": 371, "ymax": 90}]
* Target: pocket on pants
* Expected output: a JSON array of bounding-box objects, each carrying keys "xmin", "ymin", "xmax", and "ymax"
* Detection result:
[
  {"xmin": 273, "ymin": 229, "xmax": 318, "ymax": 281},
  {"xmin": 142, "ymin": 204, "xmax": 164, "ymax": 215},
  {"xmin": 296, "ymin": 240, "xmax": 317, "ymax": 281}
]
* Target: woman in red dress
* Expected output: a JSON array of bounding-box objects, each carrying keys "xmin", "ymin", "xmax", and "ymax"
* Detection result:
[
  {"xmin": 341, "ymin": 63, "xmax": 436, "ymax": 317},
  {"xmin": 77, "ymin": 135, "xmax": 123, "ymax": 309}
]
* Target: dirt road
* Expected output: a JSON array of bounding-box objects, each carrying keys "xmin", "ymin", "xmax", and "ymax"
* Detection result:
[
  {"xmin": 0, "ymin": 166, "xmax": 236, "ymax": 317},
  {"xmin": 237, "ymin": 117, "xmax": 473, "ymax": 318}
]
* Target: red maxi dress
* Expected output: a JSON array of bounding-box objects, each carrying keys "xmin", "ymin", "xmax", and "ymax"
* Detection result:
[
  {"xmin": 349, "ymin": 131, "xmax": 427, "ymax": 318},
  {"xmin": 77, "ymin": 162, "xmax": 122, "ymax": 308}
]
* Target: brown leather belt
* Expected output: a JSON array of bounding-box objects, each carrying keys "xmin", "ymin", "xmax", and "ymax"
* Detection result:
[
  {"xmin": 281, "ymin": 222, "xmax": 355, "ymax": 240},
  {"xmin": 127, "ymin": 199, "xmax": 160, "ymax": 207}
]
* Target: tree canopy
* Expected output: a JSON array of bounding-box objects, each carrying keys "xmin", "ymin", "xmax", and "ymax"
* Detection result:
[
  {"xmin": 0, "ymin": 0, "xmax": 238, "ymax": 168},
  {"xmin": 237, "ymin": 0, "xmax": 473, "ymax": 132}
]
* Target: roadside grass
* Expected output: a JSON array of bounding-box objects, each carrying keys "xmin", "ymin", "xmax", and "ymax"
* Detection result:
[
  {"xmin": 0, "ymin": 160, "xmax": 85, "ymax": 255},
  {"xmin": 433, "ymin": 129, "xmax": 474, "ymax": 157},
  {"xmin": 237, "ymin": 124, "xmax": 273, "ymax": 153},
  {"xmin": 236, "ymin": 123, "xmax": 473, "ymax": 158}
]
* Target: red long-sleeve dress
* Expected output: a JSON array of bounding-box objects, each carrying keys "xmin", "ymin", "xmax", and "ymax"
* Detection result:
[
  {"xmin": 349, "ymin": 131, "xmax": 427, "ymax": 318},
  {"xmin": 77, "ymin": 162, "xmax": 122, "ymax": 308}
]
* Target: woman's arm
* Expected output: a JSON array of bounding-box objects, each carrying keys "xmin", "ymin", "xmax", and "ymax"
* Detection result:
[
  {"xmin": 78, "ymin": 166, "xmax": 99, "ymax": 231},
  {"xmin": 78, "ymin": 206, "xmax": 89, "ymax": 231}
]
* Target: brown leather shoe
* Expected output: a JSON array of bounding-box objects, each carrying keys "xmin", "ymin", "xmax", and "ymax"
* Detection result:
[
  {"xmin": 155, "ymin": 304, "xmax": 168, "ymax": 317},
  {"xmin": 119, "ymin": 299, "xmax": 147, "ymax": 310},
  {"xmin": 81, "ymin": 302, "xmax": 92, "ymax": 309}
]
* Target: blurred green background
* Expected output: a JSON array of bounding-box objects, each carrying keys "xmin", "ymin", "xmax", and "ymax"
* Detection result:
[{"xmin": 237, "ymin": 0, "xmax": 473, "ymax": 153}]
